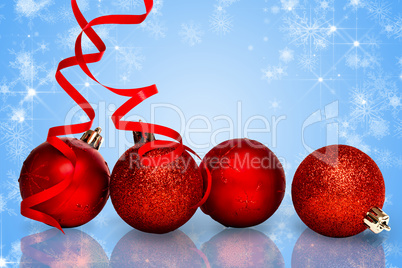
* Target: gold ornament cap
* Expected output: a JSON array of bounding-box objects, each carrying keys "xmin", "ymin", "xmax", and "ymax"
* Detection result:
[
  {"xmin": 364, "ymin": 207, "xmax": 391, "ymax": 234},
  {"xmin": 133, "ymin": 120, "xmax": 155, "ymax": 145},
  {"xmin": 80, "ymin": 127, "xmax": 103, "ymax": 150}
]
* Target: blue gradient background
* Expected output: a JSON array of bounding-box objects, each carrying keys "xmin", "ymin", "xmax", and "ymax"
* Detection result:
[{"xmin": 0, "ymin": 0, "xmax": 401, "ymax": 267}]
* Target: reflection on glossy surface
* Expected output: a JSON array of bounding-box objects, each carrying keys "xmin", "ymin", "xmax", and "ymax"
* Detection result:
[
  {"xmin": 201, "ymin": 228, "xmax": 285, "ymax": 268},
  {"xmin": 110, "ymin": 229, "xmax": 204, "ymax": 267},
  {"xmin": 292, "ymin": 228, "xmax": 385, "ymax": 268},
  {"xmin": 20, "ymin": 228, "xmax": 109, "ymax": 267}
]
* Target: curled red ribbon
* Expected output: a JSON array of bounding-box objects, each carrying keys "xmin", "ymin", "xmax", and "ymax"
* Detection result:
[{"xmin": 21, "ymin": 0, "xmax": 211, "ymax": 232}]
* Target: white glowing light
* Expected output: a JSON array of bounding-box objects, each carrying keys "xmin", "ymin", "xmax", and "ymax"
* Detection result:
[
  {"xmin": 330, "ymin": 26, "xmax": 337, "ymax": 32},
  {"xmin": 27, "ymin": 88, "xmax": 36, "ymax": 97},
  {"xmin": 0, "ymin": 258, "xmax": 7, "ymax": 267},
  {"xmin": 354, "ymin": 41, "xmax": 360, "ymax": 47},
  {"xmin": 115, "ymin": 46, "xmax": 119, "ymax": 50},
  {"xmin": 85, "ymin": 82, "xmax": 90, "ymax": 87},
  {"xmin": 318, "ymin": 77, "xmax": 323, "ymax": 82}
]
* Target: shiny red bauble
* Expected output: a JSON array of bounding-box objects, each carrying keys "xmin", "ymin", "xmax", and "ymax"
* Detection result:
[
  {"xmin": 19, "ymin": 137, "xmax": 110, "ymax": 228},
  {"xmin": 200, "ymin": 138, "xmax": 286, "ymax": 228},
  {"xmin": 110, "ymin": 144, "xmax": 203, "ymax": 234},
  {"xmin": 292, "ymin": 145, "xmax": 385, "ymax": 237}
]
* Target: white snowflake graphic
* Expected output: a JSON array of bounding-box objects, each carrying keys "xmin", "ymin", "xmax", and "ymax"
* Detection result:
[
  {"xmin": 261, "ymin": 65, "xmax": 287, "ymax": 83},
  {"xmin": 5, "ymin": 170, "xmax": 21, "ymax": 204},
  {"xmin": 373, "ymin": 148, "xmax": 394, "ymax": 168},
  {"xmin": 345, "ymin": 51, "xmax": 379, "ymax": 70},
  {"xmin": 342, "ymin": 132, "xmax": 371, "ymax": 153},
  {"xmin": 392, "ymin": 15, "xmax": 402, "ymax": 39},
  {"xmin": 384, "ymin": 242, "xmax": 402, "ymax": 257},
  {"xmin": 395, "ymin": 120, "xmax": 402, "ymax": 138},
  {"xmin": 210, "ymin": 11, "xmax": 233, "ymax": 36},
  {"xmin": 314, "ymin": 0, "xmax": 334, "ymax": 14},
  {"xmin": 141, "ymin": 19, "xmax": 167, "ymax": 39},
  {"xmin": 0, "ymin": 78, "xmax": 17, "ymax": 102},
  {"xmin": 281, "ymin": 0, "xmax": 299, "ymax": 11},
  {"xmin": 149, "ymin": 0, "xmax": 164, "ymax": 17},
  {"xmin": 271, "ymin": 6, "xmax": 280, "ymax": 14},
  {"xmin": 0, "ymin": 194, "xmax": 15, "ymax": 216},
  {"xmin": 298, "ymin": 53, "xmax": 318, "ymax": 72},
  {"xmin": 366, "ymin": 69, "xmax": 398, "ymax": 98},
  {"xmin": 366, "ymin": 0, "xmax": 391, "ymax": 26},
  {"xmin": 269, "ymin": 98, "xmax": 281, "ymax": 111},
  {"xmin": 179, "ymin": 22, "xmax": 204, "ymax": 47},
  {"xmin": 113, "ymin": 0, "xmax": 140, "ymax": 11},
  {"xmin": 349, "ymin": 85, "xmax": 385, "ymax": 126},
  {"xmin": 345, "ymin": 0, "xmax": 366, "ymax": 10},
  {"xmin": 279, "ymin": 47, "xmax": 295, "ymax": 63},
  {"xmin": 9, "ymin": 49, "xmax": 42, "ymax": 83},
  {"xmin": 15, "ymin": 0, "xmax": 54, "ymax": 27},
  {"xmin": 218, "ymin": 0, "xmax": 239, "ymax": 7},
  {"xmin": 117, "ymin": 47, "xmax": 145, "ymax": 71},
  {"xmin": 93, "ymin": 212, "xmax": 109, "ymax": 227},
  {"xmin": 0, "ymin": 121, "xmax": 32, "ymax": 163},
  {"xmin": 0, "ymin": 4, "xmax": 5, "ymax": 23},
  {"xmin": 369, "ymin": 119, "xmax": 390, "ymax": 139},
  {"xmin": 397, "ymin": 56, "xmax": 402, "ymax": 68},
  {"xmin": 282, "ymin": 12, "xmax": 332, "ymax": 50}
]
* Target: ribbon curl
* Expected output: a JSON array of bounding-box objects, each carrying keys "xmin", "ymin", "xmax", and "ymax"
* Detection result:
[{"xmin": 21, "ymin": 0, "xmax": 211, "ymax": 232}]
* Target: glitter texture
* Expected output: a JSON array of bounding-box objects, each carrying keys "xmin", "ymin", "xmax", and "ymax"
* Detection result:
[
  {"xmin": 110, "ymin": 145, "xmax": 203, "ymax": 234},
  {"xmin": 19, "ymin": 138, "xmax": 110, "ymax": 228},
  {"xmin": 200, "ymin": 139, "xmax": 286, "ymax": 228},
  {"xmin": 292, "ymin": 145, "xmax": 385, "ymax": 237}
]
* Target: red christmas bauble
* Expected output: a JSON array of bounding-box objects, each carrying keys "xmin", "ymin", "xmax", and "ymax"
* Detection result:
[
  {"xmin": 200, "ymin": 138, "xmax": 286, "ymax": 228},
  {"xmin": 292, "ymin": 145, "xmax": 385, "ymax": 237},
  {"xmin": 19, "ymin": 137, "xmax": 110, "ymax": 228},
  {"xmin": 20, "ymin": 228, "xmax": 109, "ymax": 267},
  {"xmin": 201, "ymin": 229, "xmax": 285, "ymax": 268},
  {"xmin": 292, "ymin": 228, "xmax": 385, "ymax": 267},
  {"xmin": 110, "ymin": 137, "xmax": 203, "ymax": 234},
  {"xmin": 110, "ymin": 229, "xmax": 203, "ymax": 267}
]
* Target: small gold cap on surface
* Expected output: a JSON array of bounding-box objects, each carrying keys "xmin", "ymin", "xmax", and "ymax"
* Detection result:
[
  {"xmin": 364, "ymin": 207, "xmax": 391, "ymax": 234},
  {"xmin": 80, "ymin": 127, "xmax": 103, "ymax": 150}
]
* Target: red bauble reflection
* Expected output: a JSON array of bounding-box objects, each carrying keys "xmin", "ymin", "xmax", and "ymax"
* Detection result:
[
  {"xmin": 292, "ymin": 145, "xmax": 385, "ymax": 237},
  {"xmin": 20, "ymin": 228, "xmax": 109, "ymax": 267},
  {"xmin": 201, "ymin": 228, "xmax": 285, "ymax": 268},
  {"xmin": 110, "ymin": 145, "xmax": 203, "ymax": 234},
  {"xmin": 110, "ymin": 229, "xmax": 204, "ymax": 267},
  {"xmin": 200, "ymin": 139, "xmax": 286, "ymax": 227},
  {"xmin": 292, "ymin": 228, "xmax": 385, "ymax": 267},
  {"xmin": 19, "ymin": 138, "xmax": 110, "ymax": 228}
]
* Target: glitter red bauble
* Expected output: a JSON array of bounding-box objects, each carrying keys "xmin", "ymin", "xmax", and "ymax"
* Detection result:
[
  {"xmin": 292, "ymin": 145, "xmax": 385, "ymax": 237},
  {"xmin": 110, "ymin": 145, "xmax": 203, "ymax": 234},
  {"xmin": 200, "ymin": 138, "xmax": 286, "ymax": 228},
  {"xmin": 19, "ymin": 137, "xmax": 110, "ymax": 228},
  {"xmin": 292, "ymin": 228, "xmax": 385, "ymax": 267},
  {"xmin": 110, "ymin": 229, "xmax": 204, "ymax": 267},
  {"xmin": 201, "ymin": 229, "xmax": 285, "ymax": 268}
]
